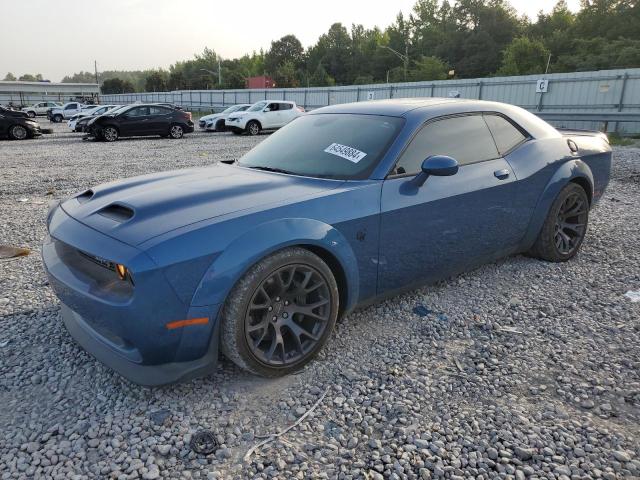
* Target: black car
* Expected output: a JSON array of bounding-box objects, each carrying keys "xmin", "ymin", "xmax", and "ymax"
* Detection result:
[
  {"xmin": 86, "ymin": 104, "xmax": 194, "ymax": 142},
  {"xmin": 0, "ymin": 106, "xmax": 42, "ymax": 140}
]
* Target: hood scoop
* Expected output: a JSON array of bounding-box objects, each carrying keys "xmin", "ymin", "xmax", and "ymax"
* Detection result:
[
  {"xmin": 76, "ymin": 189, "xmax": 94, "ymax": 204},
  {"xmin": 98, "ymin": 203, "xmax": 134, "ymax": 222}
]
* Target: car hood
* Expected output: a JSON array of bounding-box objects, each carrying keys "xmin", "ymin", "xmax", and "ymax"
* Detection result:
[
  {"xmin": 200, "ymin": 114, "xmax": 221, "ymax": 122},
  {"xmin": 228, "ymin": 112, "xmax": 248, "ymax": 119},
  {"xmin": 60, "ymin": 163, "xmax": 343, "ymax": 246}
]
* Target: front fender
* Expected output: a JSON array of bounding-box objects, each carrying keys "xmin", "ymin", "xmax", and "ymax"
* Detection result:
[
  {"xmin": 521, "ymin": 158, "xmax": 594, "ymax": 250},
  {"xmin": 191, "ymin": 218, "xmax": 359, "ymax": 311}
]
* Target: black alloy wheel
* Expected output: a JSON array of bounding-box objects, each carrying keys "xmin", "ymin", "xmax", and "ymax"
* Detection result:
[
  {"xmin": 554, "ymin": 190, "xmax": 588, "ymax": 255},
  {"xmin": 220, "ymin": 247, "xmax": 339, "ymax": 377},
  {"xmin": 529, "ymin": 183, "xmax": 589, "ymax": 262},
  {"xmin": 245, "ymin": 264, "xmax": 332, "ymax": 366}
]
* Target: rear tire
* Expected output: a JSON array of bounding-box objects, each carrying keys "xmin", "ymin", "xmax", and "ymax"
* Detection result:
[
  {"xmin": 169, "ymin": 124, "xmax": 184, "ymax": 139},
  {"xmin": 529, "ymin": 183, "xmax": 589, "ymax": 262},
  {"xmin": 220, "ymin": 247, "xmax": 339, "ymax": 377},
  {"xmin": 52, "ymin": 114, "xmax": 63, "ymax": 123},
  {"xmin": 27, "ymin": 111, "xmax": 36, "ymax": 118},
  {"xmin": 8, "ymin": 125, "xmax": 28, "ymax": 140},
  {"xmin": 246, "ymin": 121, "xmax": 260, "ymax": 136}
]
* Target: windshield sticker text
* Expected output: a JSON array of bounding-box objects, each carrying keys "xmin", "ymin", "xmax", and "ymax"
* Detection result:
[{"xmin": 324, "ymin": 143, "xmax": 367, "ymax": 163}]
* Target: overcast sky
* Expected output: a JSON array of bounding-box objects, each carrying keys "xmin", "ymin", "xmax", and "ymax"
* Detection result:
[{"xmin": 1, "ymin": 0, "xmax": 580, "ymax": 82}]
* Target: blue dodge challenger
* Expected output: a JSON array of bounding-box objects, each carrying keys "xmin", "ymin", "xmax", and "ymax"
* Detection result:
[{"xmin": 42, "ymin": 99, "xmax": 611, "ymax": 385}]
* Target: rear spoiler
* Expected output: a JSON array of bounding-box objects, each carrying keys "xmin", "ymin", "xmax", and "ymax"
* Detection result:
[{"xmin": 557, "ymin": 128, "xmax": 609, "ymax": 144}]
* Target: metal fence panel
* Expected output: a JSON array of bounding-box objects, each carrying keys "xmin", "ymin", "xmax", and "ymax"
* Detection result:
[{"xmin": 94, "ymin": 68, "xmax": 640, "ymax": 134}]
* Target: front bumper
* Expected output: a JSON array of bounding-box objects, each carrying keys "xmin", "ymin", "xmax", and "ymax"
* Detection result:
[
  {"xmin": 184, "ymin": 122, "xmax": 195, "ymax": 133},
  {"xmin": 60, "ymin": 303, "xmax": 220, "ymax": 386},
  {"xmin": 42, "ymin": 207, "xmax": 220, "ymax": 386}
]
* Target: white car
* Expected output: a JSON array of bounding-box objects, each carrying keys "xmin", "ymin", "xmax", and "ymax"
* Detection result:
[
  {"xmin": 67, "ymin": 105, "xmax": 120, "ymax": 132},
  {"xmin": 22, "ymin": 101, "xmax": 62, "ymax": 118},
  {"xmin": 48, "ymin": 102, "xmax": 91, "ymax": 123},
  {"xmin": 199, "ymin": 104, "xmax": 252, "ymax": 131},
  {"xmin": 225, "ymin": 100, "xmax": 305, "ymax": 136}
]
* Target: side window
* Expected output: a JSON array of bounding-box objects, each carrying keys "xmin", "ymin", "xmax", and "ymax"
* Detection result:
[
  {"xmin": 279, "ymin": 103, "xmax": 293, "ymax": 110},
  {"xmin": 127, "ymin": 106, "xmax": 150, "ymax": 116},
  {"xmin": 65, "ymin": 103, "xmax": 78, "ymax": 110},
  {"xmin": 150, "ymin": 106, "xmax": 170, "ymax": 115},
  {"xmin": 483, "ymin": 114, "xmax": 528, "ymax": 155},
  {"xmin": 395, "ymin": 115, "xmax": 499, "ymax": 175},
  {"xmin": 238, "ymin": 106, "xmax": 249, "ymax": 111},
  {"xmin": 266, "ymin": 103, "xmax": 279, "ymax": 112}
]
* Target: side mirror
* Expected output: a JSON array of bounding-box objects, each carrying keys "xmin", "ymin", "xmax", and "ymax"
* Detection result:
[{"xmin": 412, "ymin": 155, "xmax": 459, "ymax": 187}]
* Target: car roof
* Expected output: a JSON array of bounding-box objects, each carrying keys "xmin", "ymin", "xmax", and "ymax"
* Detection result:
[{"xmin": 312, "ymin": 98, "xmax": 464, "ymax": 117}]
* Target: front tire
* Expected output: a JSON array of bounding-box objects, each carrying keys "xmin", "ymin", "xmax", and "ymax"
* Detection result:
[
  {"xmin": 102, "ymin": 126, "xmax": 119, "ymax": 142},
  {"xmin": 169, "ymin": 124, "xmax": 184, "ymax": 139},
  {"xmin": 246, "ymin": 120, "xmax": 260, "ymax": 136},
  {"xmin": 529, "ymin": 183, "xmax": 589, "ymax": 262},
  {"xmin": 9, "ymin": 125, "xmax": 28, "ymax": 140},
  {"xmin": 27, "ymin": 111, "xmax": 36, "ymax": 118},
  {"xmin": 52, "ymin": 114, "xmax": 63, "ymax": 123},
  {"xmin": 221, "ymin": 247, "xmax": 339, "ymax": 377}
]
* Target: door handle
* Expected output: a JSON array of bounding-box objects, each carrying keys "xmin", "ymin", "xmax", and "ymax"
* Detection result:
[{"xmin": 494, "ymin": 169, "xmax": 510, "ymax": 180}]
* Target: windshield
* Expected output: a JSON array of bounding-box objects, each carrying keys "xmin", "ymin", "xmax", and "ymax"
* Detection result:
[
  {"xmin": 248, "ymin": 101, "xmax": 267, "ymax": 112},
  {"xmin": 108, "ymin": 105, "xmax": 130, "ymax": 115},
  {"xmin": 238, "ymin": 114, "xmax": 404, "ymax": 180}
]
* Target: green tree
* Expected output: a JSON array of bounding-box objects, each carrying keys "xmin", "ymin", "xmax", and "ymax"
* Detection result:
[
  {"xmin": 101, "ymin": 78, "xmax": 135, "ymax": 94},
  {"xmin": 3, "ymin": 72, "xmax": 16, "ymax": 81},
  {"xmin": 309, "ymin": 64, "xmax": 335, "ymax": 87},
  {"xmin": 498, "ymin": 37, "xmax": 550, "ymax": 75},
  {"xmin": 409, "ymin": 56, "xmax": 449, "ymax": 81},
  {"xmin": 18, "ymin": 73, "xmax": 43, "ymax": 81},
  {"xmin": 144, "ymin": 70, "xmax": 168, "ymax": 92},
  {"xmin": 265, "ymin": 35, "xmax": 304, "ymax": 76}
]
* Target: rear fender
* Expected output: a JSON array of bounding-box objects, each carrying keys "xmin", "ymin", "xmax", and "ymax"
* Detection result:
[
  {"xmin": 521, "ymin": 159, "xmax": 593, "ymax": 250},
  {"xmin": 191, "ymin": 218, "xmax": 359, "ymax": 311}
]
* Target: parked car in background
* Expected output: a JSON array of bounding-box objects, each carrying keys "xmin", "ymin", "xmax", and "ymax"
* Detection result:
[
  {"xmin": 48, "ymin": 102, "xmax": 88, "ymax": 123},
  {"xmin": 85, "ymin": 104, "xmax": 194, "ymax": 141},
  {"xmin": 199, "ymin": 104, "xmax": 252, "ymax": 131},
  {"xmin": 0, "ymin": 106, "xmax": 42, "ymax": 140},
  {"xmin": 41, "ymin": 98, "xmax": 612, "ymax": 385},
  {"xmin": 225, "ymin": 100, "xmax": 305, "ymax": 135},
  {"xmin": 68, "ymin": 105, "xmax": 121, "ymax": 132},
  {"xmin": 22, "ymin": 101, "xmax": 62, "ymax": 117}
]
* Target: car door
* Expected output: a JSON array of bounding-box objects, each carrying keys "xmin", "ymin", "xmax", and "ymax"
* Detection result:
[
  {"xmin": 0, "ymin": 113, "xmax": 8, "ymax": 137},
  {"xmin": 277, "ymin": 102, "xmax": 296, "ymax": 126},
  {"xmin": 64, "ymin": 103, "xmax": 79, "ymax": 118},
  {"xmin": 148, "ymin": 106, "xmax": 173, "ymax": 134},
  {"xmin": 262, "ymin": 102, "xmax": 280, "ymax": 128},
  {"xmin": 118, "ymin": 106, "xmax": 148, "ymax": 136},
  {"xmin": 378, "ymin": 113, "xmax": 523, "ymax": 292}
]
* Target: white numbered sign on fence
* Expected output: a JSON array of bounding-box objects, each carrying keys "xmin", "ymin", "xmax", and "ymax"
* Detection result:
[
  {"xmin": 536, "ymin": 79, "xmax": 549, "ymax": 93},
  {"xmin": 367, "ymin": 91, "xmax": 375, "ymax": 100}
]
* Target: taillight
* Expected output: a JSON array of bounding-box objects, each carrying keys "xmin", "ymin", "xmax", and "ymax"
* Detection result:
[
  {"xmin": 297, "ymin": 106, "xmax": 305, "ymax": 112},
  {"xmin": 183, "ymin": 111, "xmax": 192, "ymax": 121}
]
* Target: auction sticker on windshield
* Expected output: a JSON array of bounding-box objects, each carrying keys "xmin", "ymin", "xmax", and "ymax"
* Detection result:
[{"xmin": 324, "ymin": 143, "xmax": 367, "ymax": 163}]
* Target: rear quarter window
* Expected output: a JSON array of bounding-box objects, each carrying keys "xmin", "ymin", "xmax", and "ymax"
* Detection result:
[{"xmin": 483, "ymin": 114, "xmax": 528, "ymax": 155}]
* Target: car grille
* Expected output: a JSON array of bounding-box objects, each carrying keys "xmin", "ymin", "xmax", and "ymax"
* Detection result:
[{"xmin": 199, "ymin": 120, "xmax": 206, "ymax": 128}]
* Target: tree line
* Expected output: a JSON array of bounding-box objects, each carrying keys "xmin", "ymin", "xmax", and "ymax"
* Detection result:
[{"xmin": 6, "ymin": 0, "xmax": 639, "ymax": 94}]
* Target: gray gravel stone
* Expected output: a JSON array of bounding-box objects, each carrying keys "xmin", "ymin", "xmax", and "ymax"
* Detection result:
[{"xmin": 0, "ymin": 125, "xmax": 638, "ymax": 479}]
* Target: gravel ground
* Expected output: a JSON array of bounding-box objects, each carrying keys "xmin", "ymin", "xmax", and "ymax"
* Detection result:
[{"xmin": 0, "ymin": 121, "xmax": 639, "ymax": 480}]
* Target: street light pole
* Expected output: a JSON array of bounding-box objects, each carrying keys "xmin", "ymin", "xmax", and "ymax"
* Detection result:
[
  {"xmin": 200, "ymin": 61, "xmax": 222, "ymax": 88},
  {"xmin": 381, "ymin": 45, "xmax": 409, "ymax": 81}
]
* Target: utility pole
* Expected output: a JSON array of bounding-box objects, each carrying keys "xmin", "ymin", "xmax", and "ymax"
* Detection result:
[
  {"xmin": 94, "ymin": 60, "xmax": 99, "ymax": 84},
  {"xmin": 544, "ymin": 54, "xmax": 552, "ymax": 74},
  {"xmin": 380, "ymin": 45, "xmax": 409, "ymax": 82},
  {"xmin": 218, "ymin": 59, "xmax": 222, "ymax": 87}
]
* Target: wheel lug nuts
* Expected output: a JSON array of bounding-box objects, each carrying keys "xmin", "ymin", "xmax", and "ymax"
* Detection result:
[
  {"xmin": 284, "ymin": 301, "xmax": 289, "ymax": 306},
  {"xmin": 283, "ymin": 313, "xmax": 288, "ymax": 318},
  {"xmin": 272, "ymin": 316, "xmax": 277, "ymax": 321},
  {"xmin": 268, "ymin": 306, "xmax": 273, "ymax": 311}
]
